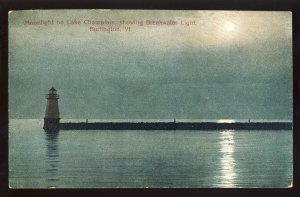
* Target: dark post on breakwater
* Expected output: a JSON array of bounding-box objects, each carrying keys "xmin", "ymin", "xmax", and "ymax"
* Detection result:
[
  {"xmin": 43, "ymin": 87, "xmax": 60, "ymax": 132},
  {"xmin": 43, "ymin": 88, "xmax": 292, "ymax": 131}
]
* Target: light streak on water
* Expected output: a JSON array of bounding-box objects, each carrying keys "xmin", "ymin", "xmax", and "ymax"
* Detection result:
[{"xmin": 219, "ymin": 130, "xmax": 237, "ymax": 187}]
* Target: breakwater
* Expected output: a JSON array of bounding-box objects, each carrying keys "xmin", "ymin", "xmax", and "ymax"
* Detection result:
[{"xmin": 59, "ymin": 122, "xmax": 292, "ymax": 130}]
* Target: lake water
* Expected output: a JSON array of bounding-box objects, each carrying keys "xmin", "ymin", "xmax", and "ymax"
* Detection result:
[{"xmin": 9, "ymin": 119, "xmax": 292, "ymax": 188}]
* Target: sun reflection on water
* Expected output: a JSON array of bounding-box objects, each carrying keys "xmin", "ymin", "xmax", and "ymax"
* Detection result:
[{"xmin": 219, "ymin": 130, "xmax": 237, "ymax": 187}]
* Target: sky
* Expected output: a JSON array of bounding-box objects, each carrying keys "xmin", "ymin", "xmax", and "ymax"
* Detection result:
[{"xmin": 8, "ymin": 10, "xmax": 292, "ymax": 120}]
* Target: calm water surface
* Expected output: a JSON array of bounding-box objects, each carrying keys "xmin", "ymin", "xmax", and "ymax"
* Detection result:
[{"xmin": 9, "ymin": 119, "xmax": 292, "ymax": 188}]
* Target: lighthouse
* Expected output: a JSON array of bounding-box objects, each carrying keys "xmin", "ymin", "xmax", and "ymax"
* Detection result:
[{"xmin": 43, "ymin": 87, "xmax": 60, "ymax": 131}]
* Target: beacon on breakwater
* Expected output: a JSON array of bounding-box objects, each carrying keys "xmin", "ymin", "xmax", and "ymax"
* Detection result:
[
  {"xmin": 43, "ymin": 87, "xmax": 60, "ymax": 131},
  {"xmin": 42, "ymin": 88, "xmax": 292, "ymax": 131}
]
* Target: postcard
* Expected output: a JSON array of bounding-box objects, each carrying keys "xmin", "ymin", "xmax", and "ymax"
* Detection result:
[{"xmin": 8, "ymin": 10, "xmax": 292, "ymax": 188}]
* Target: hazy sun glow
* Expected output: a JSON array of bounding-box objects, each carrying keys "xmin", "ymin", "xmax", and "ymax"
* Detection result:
[{"xmin": 224, "ymin": 22, "xmax": 235, "ymax": 32}]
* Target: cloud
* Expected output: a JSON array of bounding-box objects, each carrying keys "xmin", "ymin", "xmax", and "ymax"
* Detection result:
[{"xmin": 8, "ymin": 10, "xmax": 292, "ymax": 119}]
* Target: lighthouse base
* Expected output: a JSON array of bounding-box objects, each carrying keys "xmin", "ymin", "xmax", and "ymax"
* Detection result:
[{"xmin": 43, "ymin": 118, "xmax": 60, "ymax": 132}]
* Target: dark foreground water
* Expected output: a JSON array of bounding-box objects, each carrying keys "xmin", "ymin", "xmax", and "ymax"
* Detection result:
[{"xmin": 9, "ymin": 119, "xmax": 292, "ymax": 188}]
